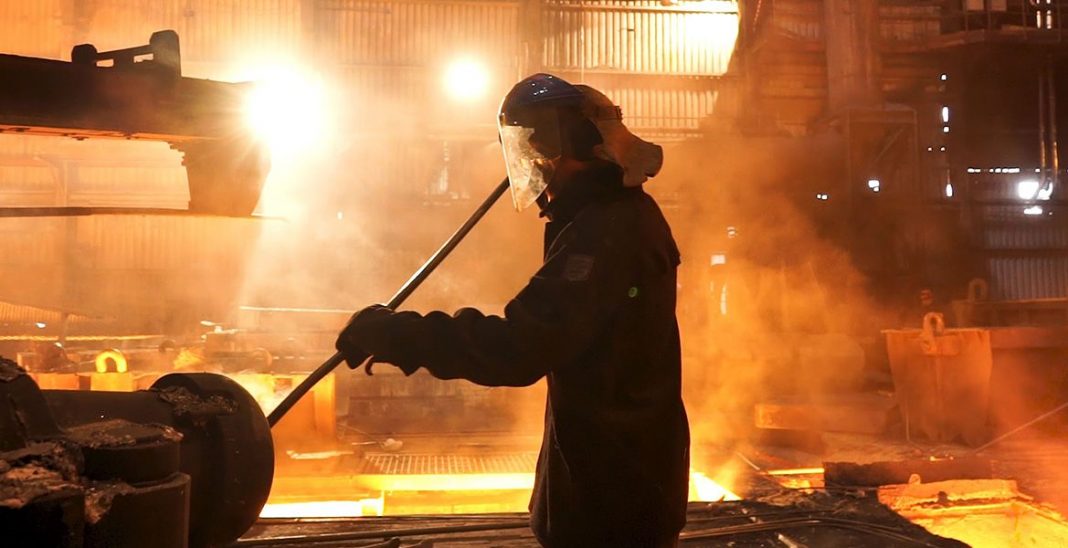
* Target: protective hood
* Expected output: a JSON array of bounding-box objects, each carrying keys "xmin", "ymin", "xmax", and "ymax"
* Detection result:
[{"xmin": 575, "ymin": 85, "xmax": 663, "ymax": 187}]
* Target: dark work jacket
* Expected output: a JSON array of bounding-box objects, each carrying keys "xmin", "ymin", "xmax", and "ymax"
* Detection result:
[{"xmin": 359, "ymin": 164, "xmax": 690, "ymax": 546}]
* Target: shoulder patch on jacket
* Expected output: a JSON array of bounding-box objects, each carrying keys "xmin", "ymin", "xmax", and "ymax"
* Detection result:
[{"xmin": 562, "ymin": 254, "xmax": 595, "ymax": 281}]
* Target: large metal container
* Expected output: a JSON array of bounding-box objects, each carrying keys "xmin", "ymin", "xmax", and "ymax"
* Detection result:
[
  {"xmin": 885, "ymin": 316, "xmax": 1068, "ymax": 445},
  {"xmin": 884, "ymin": 314, "xmax": 993, "ymax": 445}
]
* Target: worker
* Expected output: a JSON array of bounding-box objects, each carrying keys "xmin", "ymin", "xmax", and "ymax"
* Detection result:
[{"xmin": 336, "ymin": 74, "xmax": 690, "ymax": 547}]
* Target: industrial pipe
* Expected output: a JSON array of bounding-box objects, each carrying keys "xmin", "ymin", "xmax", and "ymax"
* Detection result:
[{"xmin": 266, "ymin": 177, "xmax": 511, "ymax": 427}]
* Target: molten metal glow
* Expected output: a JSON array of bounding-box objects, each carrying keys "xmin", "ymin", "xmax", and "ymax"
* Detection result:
[
  {"xmin": 228, "ymin": 373, "xmax": 282, "ymax": 413},
  {"xmin": 261, "ymin": 469, "xmax": 741, "ymax": 517},
  {"xmin": 89, "ymin": 372, "xmax": 136, "ymax": 392},
  {"xmin": 688, "ymin": 470, "xmax": 741, "ymax": 502},
  {"xmin": 360, "ymin": 473, "xmax": 534, "ymax": 492},
  {"xmin": 260, "ymin": 498, "xmax": 384, "ymax": 519},
  {"xmin": 767, "ymin": 467, "xmax": 825, "ymax": 476},
  {"xmin": 94, "ymin": 349, "xmax": 128, "ymax": 373}
]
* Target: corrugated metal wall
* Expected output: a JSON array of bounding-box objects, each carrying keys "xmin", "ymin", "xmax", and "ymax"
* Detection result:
[
  {"xmin": 67, "ymin": 0, "xmax": 303, "ymax": 63},
  {"xmin": 0, "ymin": 0, "xmax": 303, "ymax": 65},
  {"xmin": 317, "ymin": 0, "xmax": 521, "ymax": 136},
  {"xmin": 318, "ymin": 0, "xmax": 518, "ymax": 67},
  {"xmin": 539, "ymin": 0, "xmax": 737, "ymax": 135},
  {"xmin": 541, "ymin": 0, "xmax": 737, "ymax": 75},
  {"xmin": 0, "ymin": 136, "xmax": 188, "ymax": 209},
  {"xmin": 879, "ymin": 4, "xmax": 940, "ymax": 44},
  {"xmin": 769, "ymin": 0, "xmax": 822, "ymax": 42},
  {"xmin": 592, "ymin": 84, "xmax": 718, "ymax": 133},
  {"xmin": 970, "ymin": 175, "xmax": 1068, "ymax": 300},
  {"xmin": 0, "ymin": 215, "xmax": 262, "ymax": 322},
  {"xmin": 0, "ymin": 215, "xmax": 259, "ymax": 271},
  {"xmin": 987, "ymin": 257, "xmax": 1068, "ymax": 300}
]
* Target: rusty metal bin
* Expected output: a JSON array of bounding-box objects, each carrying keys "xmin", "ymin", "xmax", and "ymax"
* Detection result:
[{"xmin": 884, "ymin": 314, "xmax": 993, "ymax": 445}]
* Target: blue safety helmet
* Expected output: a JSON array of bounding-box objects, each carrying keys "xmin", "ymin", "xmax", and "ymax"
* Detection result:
[
  {"xmin": 498, "ymin": 74, "xmax": 591, "ymax": 210},
  {"xmin": 498, "ymin": 73, "xmax": 663, "ymax": 210}
]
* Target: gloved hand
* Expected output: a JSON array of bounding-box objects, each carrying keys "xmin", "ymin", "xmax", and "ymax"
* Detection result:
[{"xmin": 335, "ymin": 304, "xmax": 420, "ymax": 375}]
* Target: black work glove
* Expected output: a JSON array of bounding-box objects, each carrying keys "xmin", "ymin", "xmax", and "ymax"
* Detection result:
[{"xmin": 335, "ymin": 304, "xmax": 421, "ymax": 376}]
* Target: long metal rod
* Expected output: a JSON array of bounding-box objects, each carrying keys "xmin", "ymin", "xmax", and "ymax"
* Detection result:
[
  {"xmin": 1039, "ymin": 61, "xmax": 1049, "ymax": 189},
  {"xmin": 232, "ymin": 520, "xmax": 529, "ymax": 546},
  {"xmin": 1047, "ymin": 55, "xmax": 1059, "ymax": 190},
  {"xmin": 679, "ymin": 517, "xmax": 939, "ymax": 546},
  {"xmin": 266, "ymin": 177, "xmax": 511, "ymax": 427},
  {"xmin": 972, "ymin": 398, "xmax": 1068, "ymax": 454}
]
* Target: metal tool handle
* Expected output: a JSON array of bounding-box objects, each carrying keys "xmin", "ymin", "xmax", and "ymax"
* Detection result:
[{"xmin": 266, "ymin": 177, "xmax": 511, "ymax": 427}]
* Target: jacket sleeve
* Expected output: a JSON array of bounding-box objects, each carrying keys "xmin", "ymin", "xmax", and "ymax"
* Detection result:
[{"xmin": 357, "ymin": 209, "xmax": 637, "ymax": 387}]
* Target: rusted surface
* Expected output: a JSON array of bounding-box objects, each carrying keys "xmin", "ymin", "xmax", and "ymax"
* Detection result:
[
  {"xmin": 155, "ymin": 384, "xmax": 237, "ymax": 417},
  {"xmin": 65, "ymin": 419, "xmax": 182, "ymax": 449},
  {"xmin": 0, "ymin": 442, "xmax": 82, "ymax": 509},
  {"xmin": 825, "ymin": 457, "xmax": 993, "ymax": 487},
  {"xmin": 83, "ymin": 481, "xmax": 135, "ymax": 524},
  {"xmin": 754, "ymin": 393, "xmax": 896, "ymax": 434}
]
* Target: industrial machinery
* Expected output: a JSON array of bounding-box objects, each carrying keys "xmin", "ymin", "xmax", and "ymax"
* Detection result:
[
  {"xmin": 0, "ymin": 30, "xmax": 268, "ymax": 216},
  {"xmin": 0, "ymin": 357, "xmax": 274, "ymax": 547}
]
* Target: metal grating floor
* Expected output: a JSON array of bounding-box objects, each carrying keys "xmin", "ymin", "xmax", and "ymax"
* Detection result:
[{"xmin": 361, "ymin": 453, "xmax": 538, "ymax": 475}]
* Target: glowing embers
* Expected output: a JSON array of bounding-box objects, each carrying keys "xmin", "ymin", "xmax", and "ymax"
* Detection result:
[
  {"xmin": 689, "ymin": 470, "xmax": 741, "ymax": 502},
  {"xmin": 880, "ymin": 479, "xmax": 1068, "ymax": 548},
  {"xmin": 766, "ymin": 467, "xmax": 826, "ymax": 491}
]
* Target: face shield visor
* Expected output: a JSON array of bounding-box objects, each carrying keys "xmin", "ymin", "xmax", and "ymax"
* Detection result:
[{"xmin": 498, "ymin": 106, "xmax": 565, "ymax": 211}]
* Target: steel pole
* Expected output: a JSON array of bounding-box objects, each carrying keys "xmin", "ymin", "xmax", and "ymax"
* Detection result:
[{"xmin": 266, "ymin": 177, "xmax": 511, "ymax": 427}]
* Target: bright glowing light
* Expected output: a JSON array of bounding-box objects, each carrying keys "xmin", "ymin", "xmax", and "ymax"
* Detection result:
[
  {"xmin": 34, "ymin": 322, "xmax": 46, "ymax": 329},
  {"xmin": 945, "ymin": 183, "xmax": 954, "ymax": 198},
  {"xmin": 94, "ymin": 349, "xmax": 128, "ymax": 374},
  {"xmin": 1017, "ymin": 180, "xmax": 1042, "ymax": 199},
  {"xmin": 767, "ymin": 467, "xmax": 825, "ymax": 476},
  {"xmin": 443, "ymin": 58, "xmax": 490, "ymax": 102},
  {"xmin": 683, "ymin": 3, "xmax": 740, "ymax": 59},
  {"xmin": 941, "ymin": 106, "xmax": 950, "ymax": 124},
  {"xmin": 868, "ymin": 179, "xmax": 881, "ymax": 192},
  {"xmin": 244, "ymin": 67, "xmax": 329, "ymax": 155},
  {"xmin": 688, "ymin": 470, "xmax": 740, "ymax": 502},
  {"xmin": 816, "ymin": 193, "xmax": 829, "ymax": 201},
  {"xmin": 1024, "ymin": 205, "xmax": 1044, "ymax": 215},
  {"xmin": 260, "ymin": 498, "xmax": 384, "ymax": 518},
  {"xmin": 940, "ymin": 73, "xmax": 948, "ymax": 81},
  {"xmin": 943, "ymin": 126, "xmax": 950, "ymax": 133}
]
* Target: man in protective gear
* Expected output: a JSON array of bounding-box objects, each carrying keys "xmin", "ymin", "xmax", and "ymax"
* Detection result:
[{"xmin": 336, "ymin": 74, "xmax": 689, "ymax": 547}]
